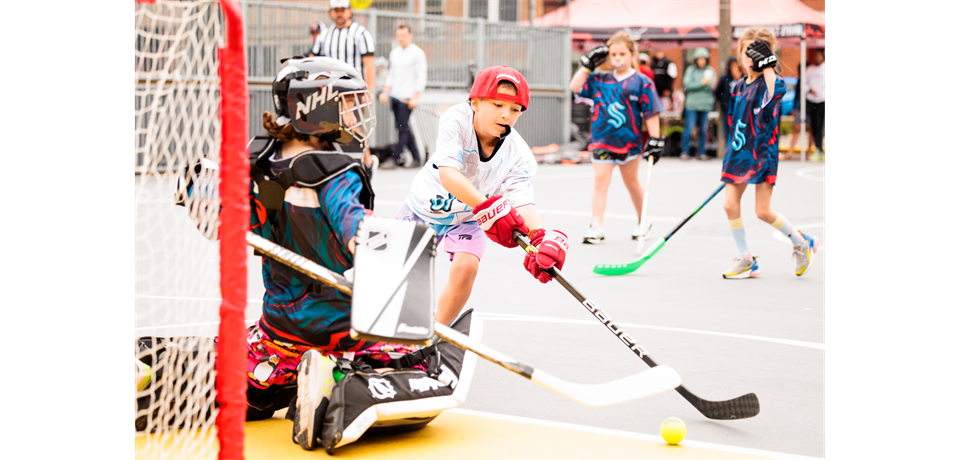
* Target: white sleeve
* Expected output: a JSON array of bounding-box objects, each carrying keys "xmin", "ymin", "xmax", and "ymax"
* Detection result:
[
  {"xmin": 667, "ymin": 62, "xmax": 678, "ymax": 78},
  {"xmin": 312, "ymin": 30, "xmax": 326, "ymax": 55},
  {"xmin": 432, "ymin": 113, "xmax": 467, "ymax": 169},
  {"xmin": 501, "ymin": 143, "xmax": 538, "ymax": 208}
]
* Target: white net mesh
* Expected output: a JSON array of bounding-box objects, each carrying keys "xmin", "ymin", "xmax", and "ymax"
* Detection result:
[{"xmin": 135, "ymin": 1, "xmax": 226, "ymax": 458}]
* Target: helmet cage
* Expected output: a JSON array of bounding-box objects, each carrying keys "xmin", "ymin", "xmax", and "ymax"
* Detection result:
[{"xmin": 271, "ymin": 59, "xmax": 377, "ymax": 145}]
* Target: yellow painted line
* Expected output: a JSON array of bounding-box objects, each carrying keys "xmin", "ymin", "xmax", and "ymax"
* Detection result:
[{"xmin": 138, "ymin": 408, "xmax": 788, "ymax": 460}]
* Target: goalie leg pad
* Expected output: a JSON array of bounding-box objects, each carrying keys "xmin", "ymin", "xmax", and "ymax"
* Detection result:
[{"xmin": 319, "ymin": 310, "xmax": 479, "ymax": 454}]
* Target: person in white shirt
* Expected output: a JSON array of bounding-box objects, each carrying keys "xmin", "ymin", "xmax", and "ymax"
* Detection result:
[
  {"xmin": 805, "ymin": 50, "xmax": 826, "ymax": 160},
  {"xmin": 379, "ymin": 25, "xmax": 428, "ymax": 168},
  {"xmin": 396, "ymin": 66, "xmax": 570, "ymax": 325}
]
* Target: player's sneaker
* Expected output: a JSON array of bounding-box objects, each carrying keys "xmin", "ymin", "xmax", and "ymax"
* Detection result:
[
  {"xmin": 583, "ymin": 219, "xmax": 605, "ymax": 244},
  {"xmin": 722, "ymin": 253, "xmax": 760, "ymax": 279},
  {"xmin": 631, "ymin": 220, "xmax": 651, "ymax": 240},
  {"xmin": 293, "ymin": 350, "xmax": 337, "ymax": 451},
  {"xmin": 680, "ymin": 152, "xmax": 691, "ymax": 161},
  {"xmin": 793, "ymin": 232, "xmax": 819, "ymax": 276}
]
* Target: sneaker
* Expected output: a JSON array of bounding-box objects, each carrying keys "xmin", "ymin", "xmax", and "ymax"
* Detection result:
[
  {"xmin": 380, "ymin": 158, "xmax": 399, "ymax": 170},
  {"xmin": 293, "ymin": 350, "xmax": 337, "ymax": 451},
  {"xmin": 680, "ymin": 153, "xmax": 691, "ymax": 161},
  {"xmin": 793, "ymin": 232, "xmax": 819, "ymax": 276},
  {"xmin": 583, "ymin": 219, "xmax": 605, "ymax": 244},
  {"xmin": 722, "ymin": 253, "xmax": 760, "ymax": 279},
  {"xmin": 135, "ymin": 360, "xmax": 152, "ymax": 391},
  {"xmin": 697, "ymin": 154, "xmax": 710, "ymax": 161},
  {"xmin": 631, "ymin": 220, "xmax": 651, "ymax": 241},
  {"xmin": 809, "ymin": 151, "xmax": 824, "ymax": 162}
]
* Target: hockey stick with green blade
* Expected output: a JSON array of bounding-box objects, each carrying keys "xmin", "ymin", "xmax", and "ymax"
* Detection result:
[
  {"xmin": 593, "ymin": 183, "xmax": 726, "ymax": 276},
  {"xmin": 517, "ymin": 231, "xmax": 760, "ymax": 419},
  {"xmin": 246, "ymin": 232, "xmax": 683, "ymax": 407}
]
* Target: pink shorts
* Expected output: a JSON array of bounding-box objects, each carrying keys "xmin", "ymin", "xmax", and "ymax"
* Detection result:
[
  {"xmin": 245, "ymin": 323, "xmax": 420, "ymax": 389},
  {"xmin": 395, "ymin": 203, "xmax": 487, "ymax": 262}
]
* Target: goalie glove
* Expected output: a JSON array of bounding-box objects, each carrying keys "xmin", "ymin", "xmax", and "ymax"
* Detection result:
[
  {"xmin": 579, "ymin": 45, "xmax": 609, "ymax": 72},
  {"xmin": 473, "ymin": 195, "xmax": 529, "ymax": 248},
  {"xmin": 745, "ymin": 40, "xmax": 777, "ymax": 72},
  {"xmin": 524, "ymin": 228, "xmax": 569, "ymax": 284},
  {"xmin": 642, "ymin": 136, "xmax": 665, "ymax": 165}
]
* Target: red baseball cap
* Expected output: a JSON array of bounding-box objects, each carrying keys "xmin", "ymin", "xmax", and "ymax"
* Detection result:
[{"xmin": 469, "ymin": 65, "xmax": 530, "ymax": 111}]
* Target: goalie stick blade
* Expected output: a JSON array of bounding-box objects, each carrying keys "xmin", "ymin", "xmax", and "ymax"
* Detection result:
[
  {"xmin": 434, "ymin": 324, "xmax": 681, "ymax": 408},
  {"xmin": 677, "ymin": 386, "xmax": 760, "ymax": 420},
  {"xmin": 531, "ymin": 366, "xmax": 681, "ymax": 408}
]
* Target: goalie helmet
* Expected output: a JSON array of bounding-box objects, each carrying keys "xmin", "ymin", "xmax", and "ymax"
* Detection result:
[{"xmin": 272, "ymin": 56, "xmax": 376, "ymax": 145}]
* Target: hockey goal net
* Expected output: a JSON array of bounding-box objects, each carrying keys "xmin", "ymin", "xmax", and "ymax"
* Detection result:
[{"xmin": 135, "ymin": 0, "xmax": 247, "ymax": 459}]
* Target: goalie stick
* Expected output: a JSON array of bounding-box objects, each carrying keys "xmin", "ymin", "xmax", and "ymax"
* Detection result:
[
  {"xmin": 594, "ymin": 183, "xmax": 727, "ymax": 276},
  {"xmin": 245, "ymin": 232, "xmax": 682, "ymax": 408},
  {"xmin": 515, "ymin": 231, "xmax": 760, "ymax": 420}
]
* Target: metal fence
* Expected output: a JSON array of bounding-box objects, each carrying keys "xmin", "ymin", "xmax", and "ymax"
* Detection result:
[
  {"xmin": 136, "ymin": 2, "xmax": 571, "ymax": 167},
  {"xmin": 241, "ymin": 1, "xmax": 571, "ymax": 153}
]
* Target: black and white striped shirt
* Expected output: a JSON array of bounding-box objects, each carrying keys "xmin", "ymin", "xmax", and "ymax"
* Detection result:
[{"xmin": 311, "ymin": 22, "xmax": 375, "ymax": 75}]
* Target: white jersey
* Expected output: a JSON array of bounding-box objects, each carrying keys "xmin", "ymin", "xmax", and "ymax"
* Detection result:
[{"xmin": 404, "ymin": 102, "xmax": 538, "ymax": 226}]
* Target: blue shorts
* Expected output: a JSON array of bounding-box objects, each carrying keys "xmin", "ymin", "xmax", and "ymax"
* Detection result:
[
  {"xmin": 395, "ymin": 203, "xmax": 487, "ymax": 262},
  {"xmin": 591, "ymin": 149, "xmax": 640, "ymax": 165}
]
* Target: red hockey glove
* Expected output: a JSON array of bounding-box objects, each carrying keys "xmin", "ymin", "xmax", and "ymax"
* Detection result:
[
  {"xmin": 472, "ymin": 195, "xmax": 529, "ymax": 248},
  {"xmin": 523, "ymin": 229, "xmax": 569, "ymax": 284}
]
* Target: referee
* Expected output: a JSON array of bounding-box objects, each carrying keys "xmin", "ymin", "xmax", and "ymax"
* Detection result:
[{"xmin": 310, "ymin": 0, "xmax": 378, "ymax": 175}]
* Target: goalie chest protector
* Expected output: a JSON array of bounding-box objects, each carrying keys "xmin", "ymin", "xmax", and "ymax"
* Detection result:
[
  {"xmin": 313, "ymin": 309, "xmax": 478, "ymax": 454},
  {"xmin": 248, "ymin": 130, "xmax": 375, "ymax": 212}
]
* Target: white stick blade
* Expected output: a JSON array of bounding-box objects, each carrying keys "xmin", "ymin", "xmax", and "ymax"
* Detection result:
[{"xmin": 530, "ymin": 366, "xmax": 681, "ymax": 408}]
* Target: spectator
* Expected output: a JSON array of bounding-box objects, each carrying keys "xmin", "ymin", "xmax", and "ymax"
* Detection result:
[
  {"xmin": 650, "ymin": 49, "xmax": 678, "ymax": 111},
  {"xmin": 805, "ymin": 50, "xmax": 825, "ymax": 161},
  {"xmin": 784, "ymin": 63, "xmax": 813, "ymax": 160},
  {"xmin": 681, "ymin": 47, "xmax": 716, "ymax": 160},
  {"xmin": 308, "ymin": 22, "xmax": 325, "ymax": 56},
  {"xmin": 379, "ymin": 24, "xmax": 428, "ymax": 169},
  {"xmin": 310, "ymin": 0, "xmax": 378, "ymax": 176},
  {"xmin": 714, "ymin": 56, "xmax": 741, "ymax": 145},
  {"xmin": 634, "ymin": 53, "xmax": 655, "ymax": 81}
]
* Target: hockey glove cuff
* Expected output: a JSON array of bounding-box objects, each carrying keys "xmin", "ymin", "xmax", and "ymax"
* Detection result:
[
  {"xmin": 524, "ymin": 229, "xmax": 569, "ymax": 284},
  {"xmin": 473, "ymin": 195, "xmax": 528, "ymax": 248}
]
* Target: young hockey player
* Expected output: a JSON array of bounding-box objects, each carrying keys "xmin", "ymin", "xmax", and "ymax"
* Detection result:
[
  {"xmin": 568, "ymin": 30, "xmax": 664, "ymax": 244},
  {"xmin": 397, "ymin": 65, "xmax": 570, "ymax": 325},
  {"xmin": 151, "ymin": 57, "xmax": 473, "ymax": 453},
  {"xmin": 720, "ymin": 27, "xmax": 819, "ymax": 278}
]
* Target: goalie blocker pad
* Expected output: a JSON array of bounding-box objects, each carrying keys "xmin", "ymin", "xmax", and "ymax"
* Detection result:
[
  {"xmin": 315, "ymin": 309, "xmax": 479, "ymax": 454},
  {"xmin": 350, "ymin": 217, "xmax": 437, "ymax": 346}
]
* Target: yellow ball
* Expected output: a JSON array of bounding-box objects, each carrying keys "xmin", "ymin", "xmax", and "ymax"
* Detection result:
[{"xmin": 660, "ymin": 417, "xmax": 686, "ymax": 445}]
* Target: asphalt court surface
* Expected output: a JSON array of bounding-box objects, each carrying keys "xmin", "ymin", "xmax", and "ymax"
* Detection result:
[{"xmin": 135, "ymin": 157, "xmax": 825, "ymax": 459}]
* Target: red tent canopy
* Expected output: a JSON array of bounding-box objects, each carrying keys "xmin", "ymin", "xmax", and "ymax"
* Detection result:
[{"xmin": 534, "ymin": 0, "xmax": 825, "ymax": 41}]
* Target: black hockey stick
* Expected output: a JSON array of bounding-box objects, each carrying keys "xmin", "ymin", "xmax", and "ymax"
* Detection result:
[
  {"xmin": 515, "ymin": 231, "xmax": 759, "ymax": 419},
  {"xmin": 246, "ymin": 232, "xmax": 682, "ymax": 407}
]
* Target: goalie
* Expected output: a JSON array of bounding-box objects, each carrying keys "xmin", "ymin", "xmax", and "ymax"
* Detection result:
[{"xmin": 140, "ymin": 57, "xmax": 474, "ymax": 454}]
